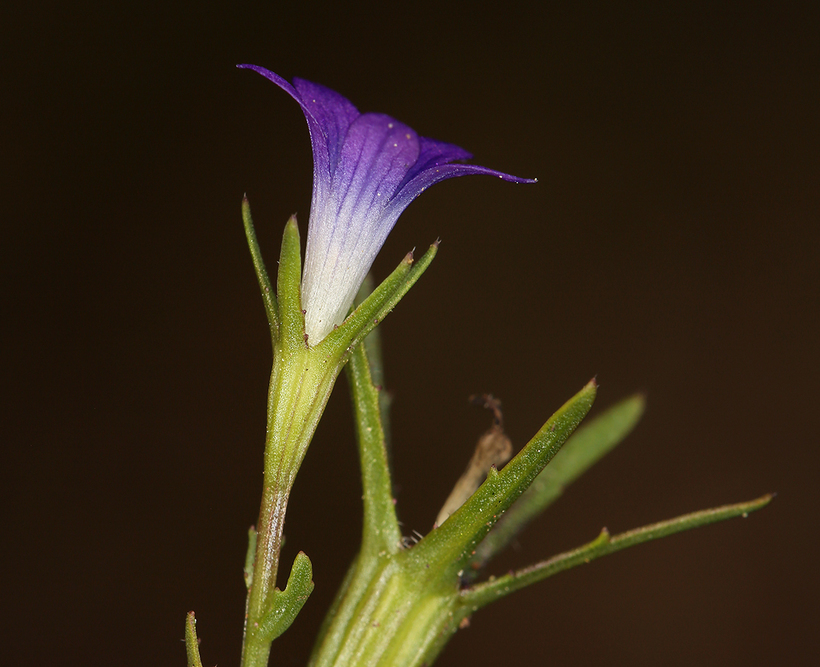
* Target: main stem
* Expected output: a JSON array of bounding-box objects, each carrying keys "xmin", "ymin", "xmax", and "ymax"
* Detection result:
[{"xmin": 240, "ymin": 345, "xmax": 339, "ymax": 667}]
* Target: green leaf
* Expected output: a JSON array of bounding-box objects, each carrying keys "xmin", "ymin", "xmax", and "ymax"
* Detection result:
[
  {"xmin": 406, "ymin": 379, "xmax": 597, "ymax": 581},
  {"xmin": 316, "ymin": 243, "xmax": 438, "ymax": 359},
  {"xmin": 469, "ymin": 394, "xmax": 645, "ymax": 574},
  {"xmin": 185, "ymin": 611, "xmax": 204, "ymax": 667},
  {"xmin": 257, "ymin": 551, "xmax": 315, "ymax": 642},
  {"xmin": 462, "ymin": 493, "xmax": 774, "ymax": 610}
]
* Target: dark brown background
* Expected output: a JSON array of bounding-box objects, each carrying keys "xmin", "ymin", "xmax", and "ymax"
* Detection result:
[{"xmin": 3, "ymin": 2, "xmax": 817, "ymax": 665}]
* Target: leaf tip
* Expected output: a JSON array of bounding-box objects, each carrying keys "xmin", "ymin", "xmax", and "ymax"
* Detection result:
[
  {"xmin": 185, "ymin": 611, "xmax": 204, "ymax": 667},
  {"xmin": 757, "ymin": 492, "xmax": 776, "ymax": 506}
]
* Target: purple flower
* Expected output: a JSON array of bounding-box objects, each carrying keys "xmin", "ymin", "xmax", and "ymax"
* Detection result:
[{"xmin": 239, "ymin": 65, "xmax": 535, "ymax": 344}]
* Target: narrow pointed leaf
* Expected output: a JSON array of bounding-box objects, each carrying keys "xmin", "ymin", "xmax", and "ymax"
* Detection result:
[
  {"xmin": 185, "ymin": 612, "xmax": 204, "ymax": 667},
  {"xmin": 469, "ymin": 394, "xmax": 645, "ymax": 573},
  {"xmin": 257, "ymin": 551, "xmax": 315, "ymax": 642},
  {"xmin": 462, "ymin": 493, "xmax": 774, "ymax": 610},
  {"xmin": 242, "ymin": 197, "xmax": 279, "ymax": 341},
  {"xmin": 406, "ymin": 379, "xmax": 597, "ymax": 579}
]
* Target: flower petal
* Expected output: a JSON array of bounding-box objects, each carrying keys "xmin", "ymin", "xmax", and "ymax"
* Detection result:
[
  {"xmin": 302, "ymin": 114, "xmax": 422, "ymax": 341},
  {"xmin": 292, "ymin": 77, "xmax": 359, "ymax": 179},
  {"xmin": 239, "ymin": 65, "xmax": 536, "ymax": 344},
  {"xmin": 385, "ymin": 137, "xmax": 537, "ymax": 223},
  {"xmin": 237, "ymin": 65, "xmax": 359, "ymax": 212}
]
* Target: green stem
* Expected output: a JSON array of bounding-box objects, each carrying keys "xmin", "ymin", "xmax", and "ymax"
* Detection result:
[{"xmin": 346, "ymin": 342, "xmax": 401, "ymax": 556}]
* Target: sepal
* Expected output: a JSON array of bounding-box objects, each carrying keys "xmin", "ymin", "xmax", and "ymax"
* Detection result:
[
  {"xmin": 276, "ymin": 217, "xmax": 306, "ymax": 351},
  {"xmin": 242, "ymin": 197, "xmax": 279, "ymax": 343},
  {"xmin": 315, "ymin": 243, "xmax": 438, "ymax": 358}
]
